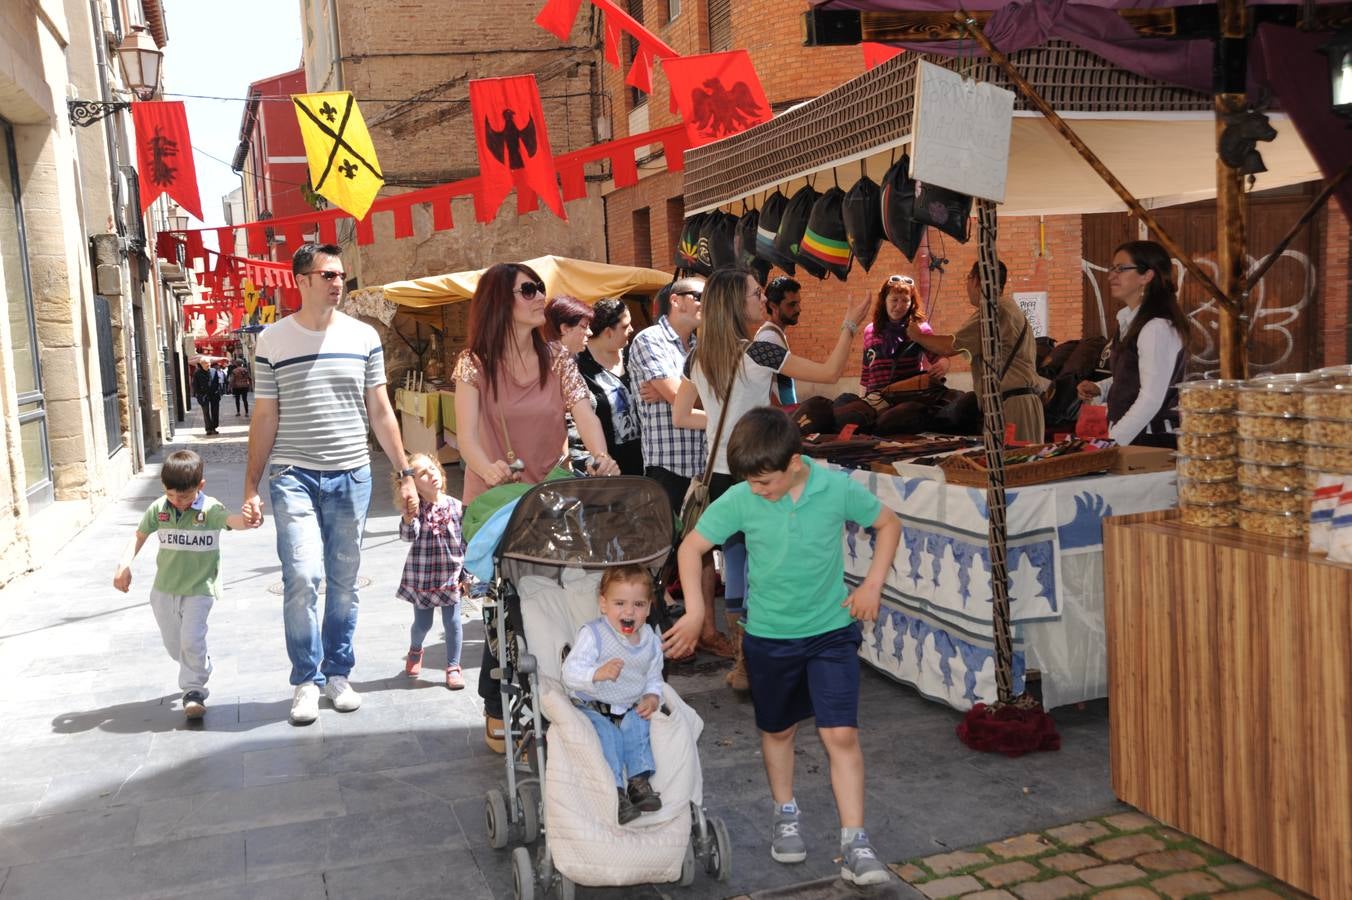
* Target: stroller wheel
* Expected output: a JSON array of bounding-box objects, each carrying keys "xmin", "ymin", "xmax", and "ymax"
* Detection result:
[
  {"xmin": 678, "ymin": 840, "xmax": 696, "ymax": 886},
  {"xmin": 555, "ymin": 870, "xmax": 575, "ymax": 900},
  {"xmin": 485, "ymin": 788, "xmax": 510, "ymax": 850},
  {"xmin": 512, "ymin": 846, "xmax": 535, "ymax": 900},
  {"xmin": 516, "ymin": 781, "xmax": 541, "ymax": 844},
  {"xmin": 707, "ymin": 816, "xmax": 732, "ymax": 882}
]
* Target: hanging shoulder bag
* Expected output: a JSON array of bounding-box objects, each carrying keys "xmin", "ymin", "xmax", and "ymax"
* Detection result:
[{"xmin": 678, "ymin": 359, "xmax": 741, "ymax": 540}]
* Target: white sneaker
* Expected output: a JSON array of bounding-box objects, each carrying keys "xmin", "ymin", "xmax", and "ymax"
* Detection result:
[
  {"xmin": 323, "ymin": 675, "xmax": 361, "ymax": 712},
  {"xmin": 290, "ymin": 682, "xmax": 320, "ymax": 725}
]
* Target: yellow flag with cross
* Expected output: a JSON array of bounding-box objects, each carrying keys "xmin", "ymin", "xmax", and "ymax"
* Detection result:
[{"xmin": 292, "ymin": 92, "xmax": 384, "ymax": 220}]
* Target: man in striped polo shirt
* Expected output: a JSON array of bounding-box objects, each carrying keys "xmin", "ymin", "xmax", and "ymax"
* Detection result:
[{"xmin": 243, "ymin": 243, "xmax": 418, "ymax": 726}]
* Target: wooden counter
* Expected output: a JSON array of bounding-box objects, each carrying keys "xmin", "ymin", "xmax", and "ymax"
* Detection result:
[{"xmin": 1103, "ymin": 511, "xmax": 1351, "ymax": 899}]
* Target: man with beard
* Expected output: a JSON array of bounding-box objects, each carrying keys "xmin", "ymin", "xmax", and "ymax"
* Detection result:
[{"xmin": 754, "ymin": 276, "xmax": 801, "ymax": 406}]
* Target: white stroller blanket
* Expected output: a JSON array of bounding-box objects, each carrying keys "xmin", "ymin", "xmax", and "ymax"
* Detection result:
[{"xmin": 518, "ymin": 570, "xmax": 706, "ymax": 886}]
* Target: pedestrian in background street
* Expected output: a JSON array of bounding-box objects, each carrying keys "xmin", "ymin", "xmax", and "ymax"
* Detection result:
[
  {"xmin": 242, "ymin": 242, "xmax": 417, "ymax": 727},
  {"xmin": 229, "ymin": 355, "xmax": 253, "ymax": 416},
  {"xmin": 112, "ymin": 449, "xmax": 259, "ymax": 720},
  {"xmin": 192, "ymin": 358, "xmax": 221, "ymax": 435}
]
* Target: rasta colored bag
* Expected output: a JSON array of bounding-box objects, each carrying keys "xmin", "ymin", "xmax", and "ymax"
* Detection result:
[
  {"xmin": 798, "ymin": 187, "xmax": 853, "ymax": 282},
  {"xmin": 755, "ymin": 191, "xmax": 794, "ymax": 275},
  {"xmin": 880, "ymin": 155, "xmax": 925, "ymax": 261},
  {"xmin": 842, "ymin": 174, "xmax": 885, "ymax": 272},
  {"xmin": 771, "ymin": 185, "xmax": 819, "ymax": 276},
  {"xmin": 674, "ymin": 213, "xmax": 710, "ymax": 272}
]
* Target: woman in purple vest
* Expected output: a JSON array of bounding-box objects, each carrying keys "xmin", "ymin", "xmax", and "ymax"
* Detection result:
[{"xmin": 1077, "ymin": 240, "xmax": 1189, "ymax": 448}]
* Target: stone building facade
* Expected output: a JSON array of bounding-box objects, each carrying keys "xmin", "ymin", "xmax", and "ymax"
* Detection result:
[{"xmin": 0, "ymin": 0, "xmax": 182, "ymax": 588}]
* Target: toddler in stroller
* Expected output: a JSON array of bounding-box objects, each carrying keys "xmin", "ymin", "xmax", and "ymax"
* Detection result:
[{"xmin": 477, "ymin": 476, "xmax": 731, "ymax": 897}]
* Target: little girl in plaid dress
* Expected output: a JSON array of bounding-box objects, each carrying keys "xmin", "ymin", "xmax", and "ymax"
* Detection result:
[{"xmin": 397, "ymin": 453, "xmax": 467, "ymax": 689}]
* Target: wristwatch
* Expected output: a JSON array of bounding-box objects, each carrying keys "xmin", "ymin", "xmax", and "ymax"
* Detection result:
[{"xmin": 398, "ymin": 467, "xmax": 416, "ymax": 479}]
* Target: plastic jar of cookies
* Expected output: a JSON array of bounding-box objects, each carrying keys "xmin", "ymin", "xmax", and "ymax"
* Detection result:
[
  {"xmin": 1237, "ymin": 506, "xmax": 1306, "ymax": 538},
  {"xmin": 1236, "ymin": 413, "xmax": 1304, "ymax": 442},
  {"xmin": 1179, "ymin": 410, "xmax": 1237, "ymax": 433},
  {"xmin": 1178, "ymin": 432, "xmax": 1238, "ymax": 457},
  {"xmin": 1179, "ymin": 477, "xmax": 1240, "ymax": 505},
  {"xmin": 1305, "ymin": 444, "xmax": 1352, "ymax": 472},
  {"xmin": 1177, "ymin": 379, "xmax": 1241, "ymax": 412},
  {"xmin": 1301, "ymin": 382, "xmax": 1352, "ymax": 419},
  {"xmin": 1238, "ymin": 484, "xmax": 1307, "ymax": 514},
  {"xmin": 1236, "ymin": 461, "xmax": 1304, "ymax": 490},
  {"xmin": 1179, "ymin": 503, "xmax": 1238, "ymax": 528},
  {"xmin": 1304, "ymin": 418, "xmax": 1352, "ymax": 447},
  {"xmin": 1238, "ymin": 380, "xmax": 1304, "ymax": 416},
  {"xmin": 1237, "ymin": 437, "xmax": 1304, "ymax": 466},
  {"xmin": 1175, "ymin": 455, "xmax": 1237, "ymax": 481}
]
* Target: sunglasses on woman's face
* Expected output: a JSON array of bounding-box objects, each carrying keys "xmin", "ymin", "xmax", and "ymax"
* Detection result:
[
  {"xmin": 1107, "ymin": 264, "xmax": 1147, "ymax": 275},
  {"xmin": 513, "ymin": 282, "xmax": 547, "ymax": 299}
]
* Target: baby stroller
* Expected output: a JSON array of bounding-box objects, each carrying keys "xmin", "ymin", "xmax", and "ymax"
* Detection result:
[{"xmin": 480, "ymin": 475, "xmax": 732, "ymax": 898}]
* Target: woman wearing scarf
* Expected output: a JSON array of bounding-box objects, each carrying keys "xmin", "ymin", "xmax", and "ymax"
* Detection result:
[{"xmin": 796, "ymin": 275, "xmax": 953, "ymax": 436}]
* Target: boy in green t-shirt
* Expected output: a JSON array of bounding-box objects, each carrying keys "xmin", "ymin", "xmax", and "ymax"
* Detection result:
[
  {"xmin": 113, "ymin": 450, "xmax": 255, "ymax": 719},
  {"xmin": 665, "ymin": 407, "xmax": 901, "ymax": 886}
]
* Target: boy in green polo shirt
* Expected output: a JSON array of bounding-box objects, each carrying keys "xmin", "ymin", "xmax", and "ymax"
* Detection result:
[
  {"xmin": 666, "ymin": 407, "xmax": 901, "ymax": 886},
  {"xmin": 113, "ymin": 449, "xmax": 255, "ymax": 719}
]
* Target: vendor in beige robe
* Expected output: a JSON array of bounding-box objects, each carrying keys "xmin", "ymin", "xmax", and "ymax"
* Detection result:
[{"xmin": 905, "ymin": 260, "xmax": 1045, "ymax": 443}]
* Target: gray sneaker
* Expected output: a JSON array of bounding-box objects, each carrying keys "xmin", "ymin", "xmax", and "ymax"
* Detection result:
[
  {"xmin": 770, "ymin": 808, "xmax": 807, "ymax": 864},
  {"xmin": 841, "ymin": 834, "xmax": 890, "ymax": 886}
]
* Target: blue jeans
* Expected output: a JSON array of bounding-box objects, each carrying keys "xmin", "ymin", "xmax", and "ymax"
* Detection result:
[
  {"xmin": 269, "ymin": 464, "xmax": 372, "ymax": 686},
  {"xmin": 578, "ymin": 705, "xmax": 655, "ymax": 788},
  {"xmin": 410, "ymin": 602, "xmax": 462, "ymax": 667}
]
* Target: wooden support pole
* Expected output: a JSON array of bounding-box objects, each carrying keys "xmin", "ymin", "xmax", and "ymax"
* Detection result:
[
  {"xmin": 1216, "ymin": 94, "xmax": 1249, "ymax": 379},
  {"xmin": 953, "ymin": 11, "xmax": 1237, "ymax": 315}
]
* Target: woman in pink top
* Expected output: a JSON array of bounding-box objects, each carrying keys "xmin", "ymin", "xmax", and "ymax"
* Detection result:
[
  {"xmin": 453, "ymin": 263, "xmax": 619, "ymax": 505},
  {"xmin": 453, "ymin": 262, "xmax": 619, "ymax": 752}
]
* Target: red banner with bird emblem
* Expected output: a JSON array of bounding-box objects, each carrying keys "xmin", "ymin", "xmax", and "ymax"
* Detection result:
[
  {"xmin": 469, "ymin": 75, "xmax": 565, "ymax": 223},
  {"xmin": 661, "ymin": 50, "xmax": 772, "ymax": 149},
  {"xmin": 131, "ymin": 101, "xmax": 203, "ymax": 219}
]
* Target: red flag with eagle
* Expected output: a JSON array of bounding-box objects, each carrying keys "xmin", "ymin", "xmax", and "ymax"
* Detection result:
[
  {"xmin": 469, "ymin": 75, "xmax": 566, "ymax": 223},
  {"xmin": 132, "ymin": 101, "xmax": 203, "ymax": 219},
  {"xmin": 662, "ymin": 50, "xmax": 772, "ymax": 149}
]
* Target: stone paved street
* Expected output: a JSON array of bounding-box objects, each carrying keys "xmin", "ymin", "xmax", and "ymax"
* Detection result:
[{"xmin": 0, "ymin": 406, "xmax": 1214, "ymax": 899}]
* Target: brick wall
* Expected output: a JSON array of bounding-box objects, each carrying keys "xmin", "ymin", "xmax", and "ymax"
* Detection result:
[{"xmin": 1319, "ymin": 203, "xmax": 1350, "ymax": 367}]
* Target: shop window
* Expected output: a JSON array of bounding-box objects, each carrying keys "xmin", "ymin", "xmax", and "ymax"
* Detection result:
[
  {"xmin": 662, "ymin": 0, "xmax": 680, "ymax": 22},
  {"xmin": 707, "ymin": 0, "xmax": 731, "ymax": 52},
  {"xmin": 665, "ymin": 197, "xmax": 684, "ymax": 261},
  {"xmin": 0, "ymin": 118, "xmax": 52, "ymax": 508},
  {"xmin": 632, "ymin": 207, "xmax": 652, "ymax": 268}
]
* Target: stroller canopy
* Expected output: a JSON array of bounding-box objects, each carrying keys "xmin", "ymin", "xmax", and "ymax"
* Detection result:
[{"xmin": 498, "ymin": 477, "xmax": 673, "ymax": 571}]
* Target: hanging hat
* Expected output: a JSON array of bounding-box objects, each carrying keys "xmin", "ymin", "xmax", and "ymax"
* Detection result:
[
  {"xmin": 798, "ymin": 187, "xmax": 852, "ymax": 282},
  {"xmin": 771, "ymin": 185, "xmax": 819, "ymax": 275},
  {"xmin": 701, "ymin": 211, "xmax": 739, "ymax": 271},
  {"xmin": 842, "ymin": 175, "xmax": 885, "ymax": 272},
  {"xmin": 880, "ymin": 155, "xmax": 925, "ymax": 261},
  {"xmin": 914, "ymin": 181, "xmax": 973, "ymax": 243},
  {"xmin": 674, "ymin": 212, "xmax": 710, "ymax": 272},
  {"xmin": 755, "ymin": 191, "xmax": 793, "ymax": 275}
]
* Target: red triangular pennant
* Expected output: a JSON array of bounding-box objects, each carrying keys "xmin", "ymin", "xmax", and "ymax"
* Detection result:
[
  {"xmin": 534, "ymin": 0, "xmax": 583, "ymax": 41},
  {"xmin": 863, "ymin": 42, "xmax": 904, "ymax": 70},
  {"xmin": 603, "ymin": 12, "xmax": 623, "ymax": 67},
  {"xmin": 626, "ymin": 48, "xmax": 654, "ymax": 93},
  {"xmin": 662, "ymin": 51, "xmax": 773, "ymax": 147},
  {"xmin": 131, "ymin": 101, "xmax": 203, "ymax": 219},
  {"xmin": 469, "ymin": 75, "xmax": 565, "ymax": 222}
]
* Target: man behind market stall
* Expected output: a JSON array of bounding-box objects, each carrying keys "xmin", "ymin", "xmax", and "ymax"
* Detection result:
[
  {"xmin": 755, "ymin": 276, "xmax": 801, "ymax": 406},
  {"xmin": 905, "ymin": 260, "xmax": 1045, "ymax": 443}
]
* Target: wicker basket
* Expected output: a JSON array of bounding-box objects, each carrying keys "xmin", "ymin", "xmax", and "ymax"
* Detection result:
[{"xmin": 940, "ymin": 445, "xmax": 1120, "ymax": 488}]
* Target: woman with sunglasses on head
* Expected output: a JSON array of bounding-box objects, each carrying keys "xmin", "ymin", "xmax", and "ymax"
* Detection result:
[
  {"xmin": 454, "ymin": 265, "xmax": 620, "ymax": 751},
  {"xmin": 673, "ymin": 266, "xmax": 870, "ymax": 691},
  {"xmin": 1075, "ymin": 241, "xmax": 1188, "ymax": 447},
  {"xmin": 576, "ymin": 298, "xmax": 645, "ymax": 475},
  {"xmin": 796, "ymin": 274, "xmax": 953, "ymax": 436}
]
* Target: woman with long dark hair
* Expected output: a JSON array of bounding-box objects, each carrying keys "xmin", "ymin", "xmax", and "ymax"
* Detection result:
[
  {"xmin": 453, "ymin": 264, "xmax": 619, "ymax": 752},
  {"xmin": 577, "ymin": 298, "xmax": 644, "ymax": 475},
  {"xmin": 673, "ymin": 266, "xmax": 869, "ymax": 692},
  {"xmin": 543, "ymin": 295, "xmax": 596, "ymax": 474},
  {"xmin": 1076, "ymin": 240, "xmax": 1189, "ymax": 447}
]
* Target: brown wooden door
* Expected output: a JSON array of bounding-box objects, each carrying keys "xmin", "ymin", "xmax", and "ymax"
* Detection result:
[{"xmin": 1081, "ymin": 184, "xmax": 1321, "ymax": 378}]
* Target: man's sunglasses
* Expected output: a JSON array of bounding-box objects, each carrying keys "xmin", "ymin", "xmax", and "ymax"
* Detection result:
[
  {"xmin": 306, "ymin": 270, "xmax": 345, "ymax": 281},
  {"xmin": 513, "ymin": 282, "xmax": 548, "ymax": 299},
  {"xmin": 886, "ymin": 274, "xmax": 915, "ymax": 286},
  {"xmin": 673, "ymin": 289, "xmax": 703, "ymax": 301}
]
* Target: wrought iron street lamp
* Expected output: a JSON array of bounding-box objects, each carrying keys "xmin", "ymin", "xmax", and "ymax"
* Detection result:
[{"xmin": 68, "ymin": 26, "xmax": 163, "ymax": 127}]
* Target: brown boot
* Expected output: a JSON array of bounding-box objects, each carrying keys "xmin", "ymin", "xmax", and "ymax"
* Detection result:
[{"xmin": 724, "ymin": 611, "xmax": 750, "ymax": 693}]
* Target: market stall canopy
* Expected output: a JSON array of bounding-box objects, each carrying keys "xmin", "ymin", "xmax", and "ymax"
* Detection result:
[
  {"xmin": 683, "ymin": 42, "xmax": 1321, "ymax": 217},
  {"xmin": 381, "ymin": 256, "xmax": 674, "ymax": 309},
  {"xmin": 806, "ymin": 0, "xmax": 1352, "ymax": 217}
]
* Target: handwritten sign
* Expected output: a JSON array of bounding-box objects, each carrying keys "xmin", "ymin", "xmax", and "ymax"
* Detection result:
[
  {"xmin": 911, "ymin": 60, "xmax": 1015, "ymax": 203},
  {"xmin": 1013, "ymin": 291, "xmax": 1049, "ymax": 337}
]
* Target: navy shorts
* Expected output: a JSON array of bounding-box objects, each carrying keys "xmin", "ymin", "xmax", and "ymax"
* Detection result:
[{"xmin": 742, "ymin": 623, "xmax": 863, "ymax": 733}]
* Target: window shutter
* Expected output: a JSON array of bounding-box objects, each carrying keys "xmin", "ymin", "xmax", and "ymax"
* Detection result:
[{"xmin": 707, "ymin": 0, "xmax": 731, "ymax": 52}]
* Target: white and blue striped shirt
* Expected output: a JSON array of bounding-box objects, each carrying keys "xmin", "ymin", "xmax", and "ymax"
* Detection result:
[{"xmin": 253, "ymin": 312, "xmax": 385, "ymax": 471}]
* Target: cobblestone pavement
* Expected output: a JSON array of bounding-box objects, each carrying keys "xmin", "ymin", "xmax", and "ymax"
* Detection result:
[{"xmin": 0, "ymin": 405, "xmax": 1284, "ymax": 899}]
